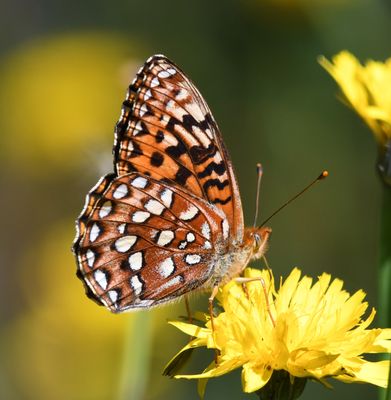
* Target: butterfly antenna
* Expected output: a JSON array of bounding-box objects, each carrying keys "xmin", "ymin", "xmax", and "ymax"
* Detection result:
[
  {"xmin": 253, "ymin": 163, "xmax": 263, "ymax": 228},
  {"xmin": 260, "ymin": 170, "xmax": 328, "ymax": 227}
]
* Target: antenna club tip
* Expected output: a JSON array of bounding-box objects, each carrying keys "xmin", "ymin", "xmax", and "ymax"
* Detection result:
[
  {"xmin": 318, "ymin": 170, "xmax": 329, "ymax": 180},
  {"xmin": 256, "ymin": 163, "xmax": 263, "ymax": 174}
]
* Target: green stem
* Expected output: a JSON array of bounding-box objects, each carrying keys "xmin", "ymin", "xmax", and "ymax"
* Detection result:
[{"xmin": 117, "ymin": 312, "xmax": 152, "ymax": 400}]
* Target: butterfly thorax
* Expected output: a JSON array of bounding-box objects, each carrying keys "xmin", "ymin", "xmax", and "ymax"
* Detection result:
[{"xmin": 207, "ymin": 226, "xmax": 271, "ymax": 287}]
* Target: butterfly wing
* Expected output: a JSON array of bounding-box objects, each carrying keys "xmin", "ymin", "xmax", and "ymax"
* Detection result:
[
  {"xmin": 73, "ymin": 172, "xmax": 229, "ymax": 312},
  {"xmin": 114, "ymin": 55, "xmax": 244, "ymax": 242}
]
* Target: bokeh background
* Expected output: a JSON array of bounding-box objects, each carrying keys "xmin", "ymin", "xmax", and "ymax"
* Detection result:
[{"xmin": 1, "ymin": 0, "xmax": 390, "ymax": 399}]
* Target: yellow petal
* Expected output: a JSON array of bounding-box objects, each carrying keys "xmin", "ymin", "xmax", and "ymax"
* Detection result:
[
  {"xmin": 168, "ymin": 321, "xmax": 210, "ymax": 339},
  {"xmin": 293, "ymin": 349, "xmax": 339, "ymax": 368},
  {"xmin": 175, "ymin": 358, "xmax": 243, "ymax": 379},
  {"xmin": 373, "ymin": 328, "xmax": 391, "ymax": 352},
  {"xmin": 242, "ymin": 363, "xmax": 273, "ymax": 393},
  {"xmin": 336, "ymin": 360, "xmax": 391, "ymax": 388},
  {"xmin": 275, "ymin": 268, "xmax": 302, "ymax": 312}
]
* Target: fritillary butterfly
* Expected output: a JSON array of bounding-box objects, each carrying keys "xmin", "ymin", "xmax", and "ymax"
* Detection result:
[{"xmin": 72, "ymin": 55, "xmax": 271, "ymax": 312}]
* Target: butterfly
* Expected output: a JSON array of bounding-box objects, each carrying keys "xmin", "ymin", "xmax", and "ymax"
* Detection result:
[{"xmin": 72, "ymin": 54, "xmax": 271, "ymax": 313}]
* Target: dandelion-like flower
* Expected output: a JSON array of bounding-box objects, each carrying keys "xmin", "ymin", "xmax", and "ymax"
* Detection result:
[
  {"xmin": 319, "ymin": 51, "xmax": 391, "ymax": 184},
  {"xmin": 319, "ymin": 51, "xmax": 391, "ymax": 146},
  {"xmin": 166, "ymin": 268, "xmax": 391, "ymax": 398}
]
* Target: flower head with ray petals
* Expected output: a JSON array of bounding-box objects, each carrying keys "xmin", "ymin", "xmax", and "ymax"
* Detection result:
[
  {"xmin": 319, "ymin": 51, "xmax": 391, "ymax": 147},
  {"xmin": 167, "ymin": 268, "xmax": 391, "ymax": 396}
]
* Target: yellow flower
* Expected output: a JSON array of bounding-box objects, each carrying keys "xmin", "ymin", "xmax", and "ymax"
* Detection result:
[
  {"xmin": 167, "ymin": 268, "xmax": 391, "ymax": 396},
  {"xmin": 319, "ymin": 51, "xmax": 391, "ymax": 147}
]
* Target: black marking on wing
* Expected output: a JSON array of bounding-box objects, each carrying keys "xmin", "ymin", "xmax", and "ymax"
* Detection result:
[
  {"xmin": 189, "ymin": 144, "xmax": 218, "ymax": 165},
  {"xmin": 197, "ymin": 160, "xmax": 226, "ymax": 178},
  {"xmin": 203, "ymin": 179, "xmax": 230, "ymax": 191},
  {"xmin": 175, "ymin": 165, "xmax": 192, "ymax": 186}
]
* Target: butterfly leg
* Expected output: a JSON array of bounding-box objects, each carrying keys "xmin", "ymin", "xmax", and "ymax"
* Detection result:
[
  {"xmin": 184, "ymin": 295, "xmax": 193, "ymax": 323},
  {"xmin": 241, "ymin": 282, "xmax": 250, "ymax": 299},
  {"xmin": 208, "ymin": 282, "xmax": 220, "ymax": 363},
  {"xmin": 208, "ymin": 283, "xmax": 219, "ymax": 332},
  {"xmin": 234, "ymin": 276, "xmax": 275, "ymax": 327}
]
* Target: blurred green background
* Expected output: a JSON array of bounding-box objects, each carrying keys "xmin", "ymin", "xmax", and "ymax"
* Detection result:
[{"xmin": 1, "ymin": 0, "xmax": 390, "ymax": 399}]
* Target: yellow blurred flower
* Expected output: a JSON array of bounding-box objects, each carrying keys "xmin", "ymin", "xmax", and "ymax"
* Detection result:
[
  {"xmin": 167, "ymin": 268, "xmax": 391, "ymax": 396},
  {"xmin": 0, "ymin": 32, "xmax": 141, "ymax": 178},
  {"xmin": 319, "ymin": 51, "xmax": 391, "ymax": 147}
]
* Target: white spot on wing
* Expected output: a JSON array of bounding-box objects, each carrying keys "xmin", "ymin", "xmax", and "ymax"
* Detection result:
[
  {"xmin": 160, "ymin": 189, "xmax": 173, "ymax": 208},
  {"xmin": 131, "ymin": 176, "xmax": 148, "ymax": 189},
  {"xmin": 178, "ymin": 241, "xmax": 187, "ymax": 250},
  {"xmin": 222, "ymin": 219, "xmax": 229, "ymax": 240},
  {"xmin": 130, "ymin": 275, "xmax": 143, "ymax": 295},
  {"xmin": 128, "ymin": 252, "xmax": 143, "ymax": 271},
  {"xmin": 157, "ymin": 230, "xmax": 175, "ymax": 246},
  {"xmin": 185, "ymin": 101, "xmax": 205, "ymax": 122},
  {"xmin": 137, "ymin": 64, "xmax": 144, "ymax": 75},
  {"xmin": 117, "ymin": 223, "xmax": 126, "ymax": 234},
  {"xmin": 157, "ymin": 70, "xmax": 171, "ymax": 78},
  {"xmin": 151, "ymin": 77, "xmax": 160, "ymax": 87},
  {"xmin": 144, "ymin": 89, "xmax": 152, "ymax": 100},
  {"xmin": 94, "ymin": 270, "xmax": 108, "ymax": 290},
  {"xmin": 201, "ymin": 222, "xmax": 211, "ymax": 239},
  {"xmin": 192, "ymin": 126, "xmax": 211, "ymax": 148},
  {"xmin": 108, "ymin": 290, "xmax": 118, "ymax": 303},
  {"xmin": 175, "ymin": 89, "xmax": 188, "ymax": 101},
  {"xmin": 86, "ymin": 249, "xmax": 95, "ymax": 268},
  {"xmin": 133, "ymin": 120, "xmax": 143, "ymax": 136},
  {"xmin": 133, "ymin": 298, "xmax": 154, "ymax": 307},
  {"xmin": 139, "ymin": 103, "xmax": 148, "ymax": 117},
  {"xmin": 145, "ymin": 199, "xmax": 164, "ymax": 215},
  {"xmin": 158, "ymin": 257, "xmax": 175, "ymax": 278},
  {"xmin": 167, "ymin": 67, "xmax": 176, "ymax": 75},
  {"xmin": 89, "ymin": 223, "xmax": 100, "ymax": 242},
  {"xmin": 158, "ymin": 275, "xmax": 182, "ymax": 292},
  {"xmin": 186, "ymin": 232, "xmax": 195, "ymax": 242},
  {"xmin": 203, "ymin": 240, "xmax": 212, "ymax": 250},
  {"xmin": 99, "ymin": 201, "xmax": 112, "ymax": 218},
  {"xmin": 115, "ymin": 235, "xmax": 137, "ymax": 252},
  {"xmin": 179, "ymin": 204, "xmax": 199, "ymax": 221},
  {"xmin": 185, "ymin": 254, "xmax": 201, "ymax": 265},
  {"xmin": 132, "ymin": 211, "xmax": 150, "ymax": 223},
  {"xmin": 113, "ymin": 184, "xmax": 128, "ymax": 199}
]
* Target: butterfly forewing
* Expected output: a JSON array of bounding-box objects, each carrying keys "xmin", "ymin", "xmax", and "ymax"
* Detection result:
[
  {"xmin": 74, "ymin": 172, "xmax": 229, "ymax": 312},
  {"xmin": 114, "ymin": 55, "xmax": 243, "ymax": 242}
]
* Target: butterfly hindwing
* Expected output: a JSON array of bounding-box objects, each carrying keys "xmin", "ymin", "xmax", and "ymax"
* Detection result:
[{"xmin": 74, "ymin": 172, "xmax": 229, "ymax": 312}]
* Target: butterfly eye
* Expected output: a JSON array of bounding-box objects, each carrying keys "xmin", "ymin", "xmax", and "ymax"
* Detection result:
[{"xmin": 253, "ymin": 233, "xmax": 261, "ymax": 250}]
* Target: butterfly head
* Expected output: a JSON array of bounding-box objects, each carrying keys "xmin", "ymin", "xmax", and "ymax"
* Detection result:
[{"xmin": 245, "ymin": 226, "xmax": 272, "ymax": 261}]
